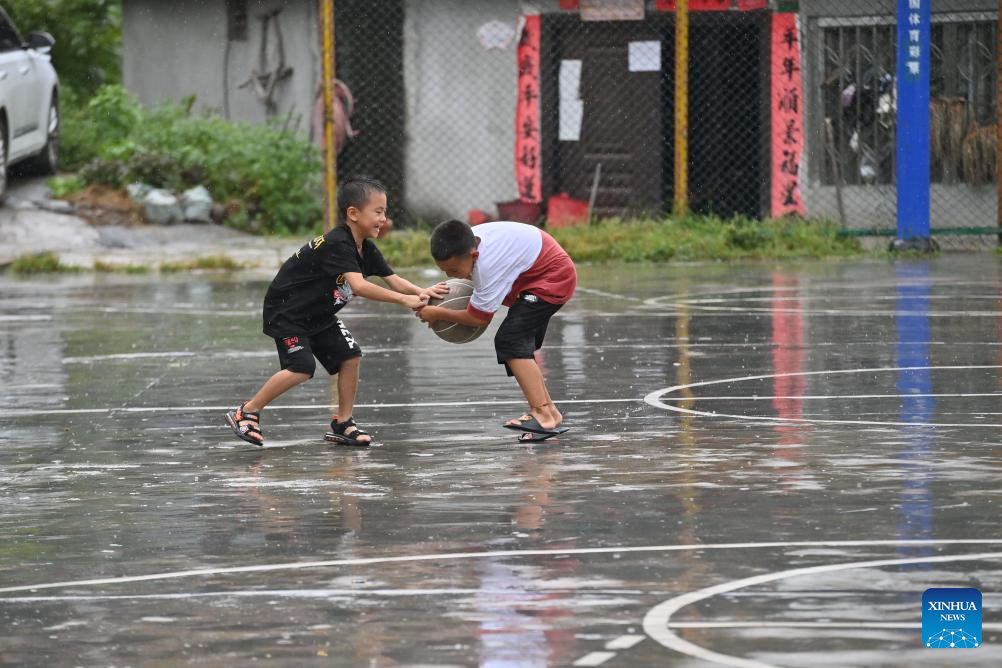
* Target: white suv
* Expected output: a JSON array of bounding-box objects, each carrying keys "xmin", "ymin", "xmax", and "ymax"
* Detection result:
[{"xmin": 0, "ymin": 5, "xmax": 58, "ymax": 202}]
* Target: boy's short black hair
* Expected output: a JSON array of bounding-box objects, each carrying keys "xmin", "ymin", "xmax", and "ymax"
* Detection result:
[
  {"xmin": 430, "ymin": 219, "xmax": 476, "ymax": 261},
  {"xmin": 338, "ymin": 176, "xmax": 386, "ymax": 225}
]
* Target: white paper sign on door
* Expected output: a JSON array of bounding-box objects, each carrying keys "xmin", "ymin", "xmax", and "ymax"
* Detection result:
[
  {"xmin": 628, "ymin": 40, "xmax": 661, "ymax": 72},
  {"xmin": 559, "ymin": 59, "xmax": 583, "ymax": 141}
]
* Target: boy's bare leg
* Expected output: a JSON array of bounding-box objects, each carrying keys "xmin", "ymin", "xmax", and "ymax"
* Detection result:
[
  {"xmin": 245, "ymin": 369, "xmax": 311, "ymax": 412},
  {"xmin": 335, "ymin": 356, "xmax": 360, "ymax": 419},
  {"xmin": 333, "ymin": 356, "xmax": 371, "ymax": 443},
  {"xmin": 506, "ymin": 358, "xmax": 562, "ymax": 430}
]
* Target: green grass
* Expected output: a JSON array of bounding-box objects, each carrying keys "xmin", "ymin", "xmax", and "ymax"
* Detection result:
[
  {"xmin": 375, "ymin": 215, "xmax": 862, "ymax": 267},
  {"xmin": 94, "ymin": 260, "xmax": 151, "ymax": 274},
  {"xmin": 551, "ymin": 215, "xmax": 861, "ymax": 262},
  {"xmin": 159, "ymin": 255, "xmax": 247, "ymax": 273},
  {"xmin": 7, "ymin": 252, "xmax": 76, "ymax": 275}
]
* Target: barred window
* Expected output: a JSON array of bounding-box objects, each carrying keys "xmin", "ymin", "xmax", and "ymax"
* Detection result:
[{"xmin": 817, "ymin": 14, "xmax": 997, "ymax": 187}]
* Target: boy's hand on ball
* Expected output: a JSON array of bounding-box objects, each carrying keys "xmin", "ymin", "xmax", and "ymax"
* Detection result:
[
  {"xmin": 421, "ymin": 282, "xmax": 449, "ymax": 300},
  {"xmin": 402, "ymin": 295, "xmax": 425, "ymax": 310},
  {"xmin": 417, "ymin": 306, "xmax": 439, "ymax": 323}
]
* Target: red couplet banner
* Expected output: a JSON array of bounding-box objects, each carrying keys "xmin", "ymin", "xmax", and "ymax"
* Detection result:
[
  {"xmin": 656, "ymin": 0, "xmax": 726, "ymax": 10},
  {"xmin": 656, "ymin": 0, "xmax": 765, "ymax": 10},
  {"xmin": 515, "ymin": 15, "xmax": 542, "ymax": 203},
  {"xmin": 770, "ymin": 12, "xmax": 806, "ymax": 217}
]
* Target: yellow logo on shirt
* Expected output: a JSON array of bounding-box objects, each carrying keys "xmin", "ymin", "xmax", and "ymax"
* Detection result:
[{"xmin": 311, "ymin": 235, "xmax": 327, "ymax": 250}]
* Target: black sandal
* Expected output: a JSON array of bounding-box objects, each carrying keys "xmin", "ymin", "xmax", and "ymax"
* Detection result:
[
  {"xmin": 324, "ymin": 416, "xmax": 373, "ymax": 447},
  {"xmin": 225, "ymin": 401, "xmax": 264, "ymax": 446}
]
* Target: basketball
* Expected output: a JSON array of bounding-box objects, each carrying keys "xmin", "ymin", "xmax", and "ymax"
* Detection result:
[{"xmin": 428, "ymin": 278, "xmax": 487, "ymax": 344}]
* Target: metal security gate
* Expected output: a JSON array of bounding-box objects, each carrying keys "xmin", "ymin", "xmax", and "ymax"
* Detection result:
[{"xmin": 804, "ymin": 8, "xmax": 999, "ymax": 248}]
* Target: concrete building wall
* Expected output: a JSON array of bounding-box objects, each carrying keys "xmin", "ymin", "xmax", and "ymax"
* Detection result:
[
  {"xmin": 122, "ymin": 0, "xmax": 317, "ymax": 129},
  {"xmin": 120, "ymin": 0, "xmax": 568, "ymax": 221}
]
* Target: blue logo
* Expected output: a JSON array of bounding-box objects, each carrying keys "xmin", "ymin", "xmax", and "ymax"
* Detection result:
[{"xmin": 923, "ymin": 588, "xmax": 981, "ymax": 648}]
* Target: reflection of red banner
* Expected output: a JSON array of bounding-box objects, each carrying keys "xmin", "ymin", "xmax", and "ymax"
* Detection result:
[
  {"xmin": 771, "ymin": 274, "xmax": 807, "ymax": 471},
  {"xmin": 515, "ymin": 15, "xmax": 542, "ymax": 203},
  {"xmin": 770, "ymin": 13, "xmax": 806, "ymax": 217}
]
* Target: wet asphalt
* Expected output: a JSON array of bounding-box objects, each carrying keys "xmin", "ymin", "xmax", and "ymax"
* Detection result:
[{"xmin": 1, "ymin": 256, "xmax": 1001, "ymax": 667}]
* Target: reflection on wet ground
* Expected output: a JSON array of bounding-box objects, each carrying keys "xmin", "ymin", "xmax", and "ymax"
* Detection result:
[{"xmin": 1, "ymin": 256, "xmax": 1001, "ymax": 667}]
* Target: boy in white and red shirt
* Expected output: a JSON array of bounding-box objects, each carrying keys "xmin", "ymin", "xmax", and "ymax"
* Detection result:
[{"xmin": 418, "ymin": 220, "xmax": 577, "ymax": 442}]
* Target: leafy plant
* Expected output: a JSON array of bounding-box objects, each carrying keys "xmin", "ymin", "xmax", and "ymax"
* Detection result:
[
  {"xmin": 159, "ymin": 256, "xmax": 247, "ymax": 273},
  {"xmin": 8, "ymin": 252, "xmax": 72, "ymax": 274},
  {"xmin": 48, "ymin": 174, "xmax": 83, "ymax": 198},
  {"xmin": 65, "ymin": 85, "xmax": 324, "ymax": 234},
  {"xmin": 5, "ymin": 0, "xmax": 122, "ymax": 96}
]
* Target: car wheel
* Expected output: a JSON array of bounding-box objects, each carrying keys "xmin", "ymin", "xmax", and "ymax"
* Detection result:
[
  {"xmin": 26, "ymin": 98, "xmax": 59, "ymax": 175},
  {"xmin": 0, "ymin": 119, "xmax": 8, "ymax": 204}
]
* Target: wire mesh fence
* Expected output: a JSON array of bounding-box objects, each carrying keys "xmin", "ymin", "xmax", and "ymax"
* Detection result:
[
  {"xmin": 803, "ymin": 2, "xmax": 999, "ymax": 249},
  {"xmin": 124, "ymin": 1, "xmax": 1000, "ymax": 247}
]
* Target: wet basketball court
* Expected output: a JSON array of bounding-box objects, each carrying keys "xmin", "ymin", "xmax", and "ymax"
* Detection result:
[{"xmin": 1, "ymin": 256, "xmax": 1000, "ymax": 666}]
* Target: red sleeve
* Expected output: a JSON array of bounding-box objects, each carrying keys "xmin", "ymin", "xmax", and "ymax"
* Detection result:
[{"xmin": 467, "ymin": 303, "xmax": 495, "ymax": 322}]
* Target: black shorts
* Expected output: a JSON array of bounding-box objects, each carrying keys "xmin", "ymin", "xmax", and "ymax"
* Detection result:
[
  {"xmin": 494, "ymin": 295, "xmax": 563, "ymax": 376},
  {"xmin": 274, "ymin": 319, "xmax": 361, "ymax": 378}
]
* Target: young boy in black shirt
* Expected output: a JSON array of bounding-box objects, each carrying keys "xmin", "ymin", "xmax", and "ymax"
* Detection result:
[{"xmin": 226, "ymin": 176, "xmax": 446, "ymax": 446}]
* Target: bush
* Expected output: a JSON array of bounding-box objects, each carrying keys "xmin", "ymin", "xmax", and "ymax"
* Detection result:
[
  {"xmin": 67, "ymin": 85, "xmax": 323, "ymax": 235},
  {"xmin": 8, "ymin": 252, "xmax": 70, "ymax": 274},
  {"xmin": 5, "ymin": 0, "xmax": 121, "ymax": 96},
  {"xmin": 60, "ymin": 84, "xmax": 141, "ymax": 171}
]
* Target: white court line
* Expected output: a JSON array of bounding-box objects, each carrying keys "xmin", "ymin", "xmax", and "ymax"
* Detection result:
[
  {"xmin": 1, "ymin": 397, "xmax": 641, "ymax": 419},
  {"xmin": 668, "ymin": 621, "xmax": 1002, "ymax": 630},
  {"xmin": 0, "ymin": 315, "xmax": 52, "ymax": 322},
  {"xmin": 645, "ymin": 364, "xmax": 1002, "ymax": 428},
  {"xmin": 61, "ymin": 349, "xmax": 409, "ymax": 363},
  {"xmin": 640, "ymin": 295, "xmax": 1002, "ymax": 317},
  {"xmin": 606, "ymin": 634, "xmax": 646, "ymax": 649},
  {"xmin": 575, "ymin": 287, "xmax": 643, "ymax": 302},
  {"xmin": 52, "ymin": 341, "xmax": 1002, "ymax": 365},
  {"xmin": 660, "ymin": 392, "xmax": 1002, "ymax": 401},
  {"xmin": 643, "ymin": 551, "xmax": 1002, "ymax": 668},
  {"xmin": 2, "ymin": 539, "xmax": 1001, "ymax": 595}
]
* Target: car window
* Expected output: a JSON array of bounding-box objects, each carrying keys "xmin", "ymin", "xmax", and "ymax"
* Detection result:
[{"xmin": 0, "ymin": 10, "xmax": 23, "ymax": 52}]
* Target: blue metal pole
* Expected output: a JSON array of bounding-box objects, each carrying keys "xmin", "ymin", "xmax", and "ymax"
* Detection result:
[{"xmin": 894, "ymin": 0, "xmax": 933, "ymax": 250}]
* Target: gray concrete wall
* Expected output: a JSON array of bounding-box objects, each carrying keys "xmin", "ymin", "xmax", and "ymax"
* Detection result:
[
  {"xmin": 122, "ymin": 0, "xmax": 317, "ymax": 128},
  {"xmin": 803, "ymin": 183, "xmax": 997, "ymax": 230}
]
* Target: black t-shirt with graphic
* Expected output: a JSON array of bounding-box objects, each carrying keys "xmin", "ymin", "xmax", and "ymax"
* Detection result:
[{"xmin": 263, "ymin": 225, "xmax": 393, "ymax": 337}]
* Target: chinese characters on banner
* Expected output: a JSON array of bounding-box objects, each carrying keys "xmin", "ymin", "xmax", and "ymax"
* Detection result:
[
  {"xmin": 655, "ymin": 1, "xmax": 767, "ymax": 11},
  {"xmin": 895, "ymin": 0, "xmax": 930, "ymax": 239},
  {"xmin": 904, "ymin": 0, "xmax": 924, "ymax": 79},
  {"xmin": 515, "ymin": 15, "xmax": 542, "ymax": 203},
  {"xmin": 771, "ymin": 13, "xmax": 806, "ymax": 217}
]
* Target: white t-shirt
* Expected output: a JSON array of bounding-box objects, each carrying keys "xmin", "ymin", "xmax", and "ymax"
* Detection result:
[{"xmin": 469, "ymin": 221, "xmax": 543, "ymax": 315}]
